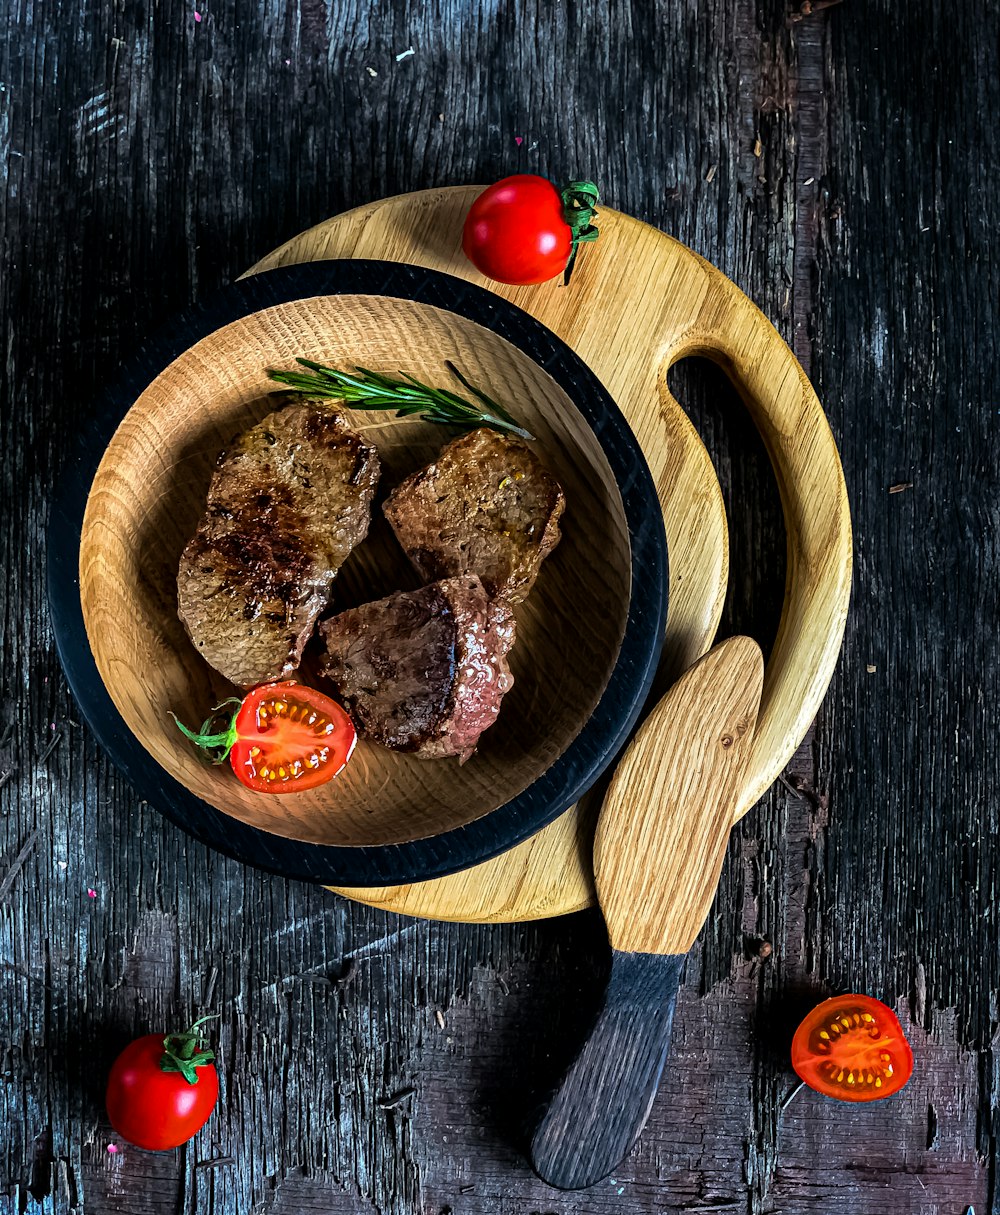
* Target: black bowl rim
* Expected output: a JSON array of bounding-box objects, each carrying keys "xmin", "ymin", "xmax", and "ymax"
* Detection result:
[{"xmin": 46, "ymin": 260, "xmax": 668, "ymax": 886}]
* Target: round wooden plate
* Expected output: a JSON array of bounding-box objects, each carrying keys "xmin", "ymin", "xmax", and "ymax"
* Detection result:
[
  {"xmin": 47, "ymin": 261, "xmax": 668, "ymax": 886},
  {"xmin": 253, "ymin": 186, "xmax": 852, "ymax": 921}
]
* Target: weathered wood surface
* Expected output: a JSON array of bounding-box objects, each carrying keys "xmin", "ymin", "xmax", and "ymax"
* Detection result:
[{"xmin": 0, "ymin": 1, "xmax": 995, "ymax": 1214}]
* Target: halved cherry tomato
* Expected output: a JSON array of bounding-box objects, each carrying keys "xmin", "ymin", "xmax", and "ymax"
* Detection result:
[
  {"xmin": 462, "ymin": 175, "xmax": 600, "ymax": 285},
  {"xmin": 791, "ymin": 994, "xmax": 914, "ymax": 1102},
  {"xmin": 172, "ymin": 681, "xmax": 356, "ymax": 793}
]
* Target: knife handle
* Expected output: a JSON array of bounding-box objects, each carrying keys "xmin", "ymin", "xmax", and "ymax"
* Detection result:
[{"xmin": 530, "ymin": 949, "xmax": 684, "ymax": 1190}]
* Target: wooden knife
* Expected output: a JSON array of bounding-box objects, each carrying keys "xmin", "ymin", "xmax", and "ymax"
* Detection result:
[{"xmin": 530, "ymin": 635, "xmax": 764, "ymax": 1190}]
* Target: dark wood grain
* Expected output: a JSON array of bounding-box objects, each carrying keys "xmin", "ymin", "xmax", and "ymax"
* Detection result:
[
  {"xmin": 531, "ymin": 951, "xmax": 685, "ymax": 1191},
  {"xmin": 1, "ymin": 0, "xmax": 995, "ymax": 1213}
]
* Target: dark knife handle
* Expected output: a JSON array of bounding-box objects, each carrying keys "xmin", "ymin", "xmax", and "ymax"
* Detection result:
[{"xmin": 530, "ymin": 949, "xmax": 684, "ymax": 1190}]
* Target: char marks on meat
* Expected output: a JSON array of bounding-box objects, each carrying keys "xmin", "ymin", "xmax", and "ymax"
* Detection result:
[
  {"xmin": 177, "ymin": 403, "xmax": 380, "ymax": 688},
  {"xmin": 318, "ymin": 575, "xmax": 515, "ymax": 762},
  {"xmin": 382, "ymin": 427, "xmax": 566, "ymax": 604}
]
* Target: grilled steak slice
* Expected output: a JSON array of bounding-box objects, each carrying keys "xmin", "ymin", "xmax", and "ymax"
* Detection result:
[
  {"xmin": 177, "ymin": 403, "xmax": 380, "ymax": 688},
  {"xmin": 318, "ymin": 575, "xmax": 515, "ymax": 762},
  {"xmin": 382, "ymin": 427, "xmax": 566, "ymax": 604}
]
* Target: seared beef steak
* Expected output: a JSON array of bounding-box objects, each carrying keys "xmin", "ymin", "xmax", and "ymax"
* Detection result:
[
  {"xmin": 382, "ymin": 427, "xmax": 565, "ymax": 604},
  {"xmin": 319, "ymin": 575, "xmax": 515, "ymax": 761},
  {"xmin": 177, "ymin": 403, "xmax": 380, "ymax": 687}
]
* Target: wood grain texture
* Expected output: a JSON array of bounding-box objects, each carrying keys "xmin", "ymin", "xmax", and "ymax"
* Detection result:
[
  {"xmin": 2, "ymin": 0, "xmax": 995, "ymax": 1212},
  {"xmin": 256, "ymin": 189, "xmax": 851, "ymax": 922},
  {"xmin": 530, "ymin": 951, "xmax": 686, "ymax": 1191},
  {"xmin": 596, "ymin": 637, "xmax": 763, "ymax": 956}
]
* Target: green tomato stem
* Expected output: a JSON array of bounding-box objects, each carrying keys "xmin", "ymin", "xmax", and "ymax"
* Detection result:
[
  {"xmin": 161, "ymin": 1014, "xmax": 218, "ymax": 1085},
  {"xmin": 169, "ymin": 698, "xmax": 243, "ymax": 765},
  {"xmin": 560, "ymin": 180, "xmax": 600, "ymax": 286}
]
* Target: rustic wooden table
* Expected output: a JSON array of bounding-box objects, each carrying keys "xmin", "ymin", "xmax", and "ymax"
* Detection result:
[{"xmin": 2, "ymin": 1, "xmax": 996, "ymax": 1212}]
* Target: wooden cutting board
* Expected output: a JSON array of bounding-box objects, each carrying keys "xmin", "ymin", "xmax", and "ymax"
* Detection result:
[{"xmin": 246, "ymin": 187, "xmax": 852, "ymax": 923}]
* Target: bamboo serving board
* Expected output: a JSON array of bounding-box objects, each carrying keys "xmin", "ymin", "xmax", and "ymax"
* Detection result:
[{"xmin": 246, "ymin": 187, "xmax": 852, "ymax": 923}]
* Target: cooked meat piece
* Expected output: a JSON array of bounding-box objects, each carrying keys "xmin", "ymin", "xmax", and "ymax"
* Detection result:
[
  {"xmin": 318, "ymin": 575, "xmax": 515, "ymax": 762},
  {"xmin": 382, "ymin": 427, "xmax": 565, "ymax": 604},
  {"xmin": 177, "ymin": 403, "xmax": 380, "ymax": 688}
]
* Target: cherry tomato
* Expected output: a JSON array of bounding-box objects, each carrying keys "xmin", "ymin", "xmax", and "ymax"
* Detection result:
[
  {"xmin": 172, "ymin": 681, "xmax": 356, "ymax": 793},
  {"xmin": 791, "ymin": 994, "xmax": 914, "ymax": 1102},
  {"xmin": 462, "ymin": 175, "xmax": 599, "ymax": 285},
  {"xmin": 106, "ymin": 1016, "xmax": 219, "ymax": 1150}
]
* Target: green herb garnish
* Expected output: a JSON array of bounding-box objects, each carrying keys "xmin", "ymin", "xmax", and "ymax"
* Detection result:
[{"xmin": 266, "ymin": 359, "xmax": 535, "ymax": 441}]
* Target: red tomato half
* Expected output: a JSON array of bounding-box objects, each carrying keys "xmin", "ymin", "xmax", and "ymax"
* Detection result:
[
  {"xmin": 106, "ymin": 1021, "xmax": 219, "ymax": 1151},
  {"xmin": 173, "ymin": 681, "xmax": 356, "ymax": 794},
  {"xmin": 229, "ymin": 682, "xmax": 356, "ymax": 793},
  {"xmin": 463, "ymin": 175, "xmax": 576, "ymax": 285},
  {"xmin": 791, "ymin": 994, "xmax": 914, "ymax": 1102}
]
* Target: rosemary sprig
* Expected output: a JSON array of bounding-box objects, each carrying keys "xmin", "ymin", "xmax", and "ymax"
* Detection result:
[{"xmin": 266, "ymin": 359, "xmax": 535, "ymax": 441}]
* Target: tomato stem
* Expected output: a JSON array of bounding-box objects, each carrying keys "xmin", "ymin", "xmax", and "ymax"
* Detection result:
[
  {"xmin": 780, "ymin": 1079, "xmax": 806, "ymax": 1110},
  {"xmin": 170, "ymin": 698, "xmax": 243, "ymax": 764},
  {"xmin": 559, "ymin": 180, "xmax": 600, "ymax": 286},
  {"xmin": 161, "ymin": 1014, "xmax": 218, "ymax": 1086}
]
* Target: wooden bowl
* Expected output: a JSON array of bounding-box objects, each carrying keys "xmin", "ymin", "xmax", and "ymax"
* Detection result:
[{"xmin": 48, "ymin": 262, "xmax": 667, "ymax": 884}]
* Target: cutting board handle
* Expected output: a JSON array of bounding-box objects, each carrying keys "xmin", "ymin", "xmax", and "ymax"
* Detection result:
[
  {"xmin": 530, "ymin": 950, "xmax": 684, "ymax": 1190},
  {"xmin": 661, "ymin": 274, "xmax": 852, "ymax": 822}
]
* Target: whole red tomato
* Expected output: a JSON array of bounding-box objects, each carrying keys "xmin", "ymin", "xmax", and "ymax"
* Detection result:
[
  {"xmin": 106, "ymin": 1015, "xmax": 219, "ymax": 1150},
  {"xmin": 462, "ymin": 175, "xmax": 600, "ymax": 285}
]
